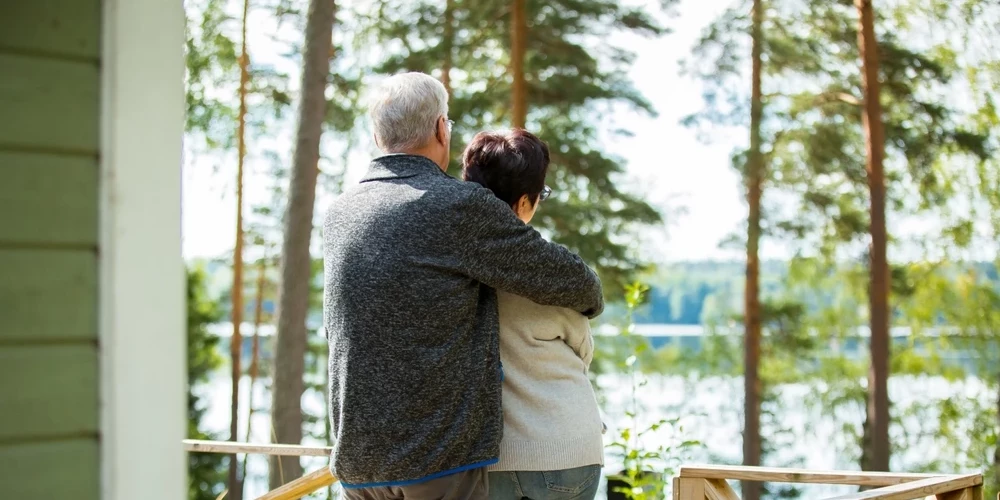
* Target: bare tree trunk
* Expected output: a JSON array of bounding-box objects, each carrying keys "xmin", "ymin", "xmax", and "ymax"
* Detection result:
[
  {"xmin": 228, "ymin": 0, "xmax": 251, "ymax": 497},
  {"xmin": 860, "ymin": 406, "xmax": 873, "ymax": 476},
  {"xmin": 510, "ymin": 0, "xmax": 527, "ymax": 128},
  {"xmin": 741, "ymin": 1, "xmax": 764, "ymax": 499},
  {"xmin": 269, "ymin": 0, "xmax": 336, "ymax": 489},
  {"xmin": 241, "ymin": 256, "xmax": 267, "ymax": 476},
  {"xmin": 441, "ymin": 0, "xmax": 454, "ymax": 97},
  {"xmin": 856, "ymin": 0, "xmax": 890, "ymax": 473}
]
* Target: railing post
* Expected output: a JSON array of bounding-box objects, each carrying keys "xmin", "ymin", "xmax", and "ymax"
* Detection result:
[{"xmin": 676, "ymin": 477, "xmax": 706, "ymax": 499}]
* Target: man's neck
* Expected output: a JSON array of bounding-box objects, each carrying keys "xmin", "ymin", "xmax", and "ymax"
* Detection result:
[{"xmin": 390, "ymin": 147, "xmax": 445, "ymax": 171}]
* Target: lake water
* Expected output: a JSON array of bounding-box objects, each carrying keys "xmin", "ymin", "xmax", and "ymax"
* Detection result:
[{"xmin": 199, "ymin": 368, "xmax": 993, "ymax": 499}]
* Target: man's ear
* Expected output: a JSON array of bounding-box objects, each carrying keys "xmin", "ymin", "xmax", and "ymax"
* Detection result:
[
  {"xmin": 373, "ymin": 133, "xmax": 381, "ymax": 151},
  {"xmin": 436, "ymin": 116, "xmax": 448, "ymax": 146}
]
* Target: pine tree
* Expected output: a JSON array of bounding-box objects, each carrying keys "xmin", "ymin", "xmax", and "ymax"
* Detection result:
[
  {"xmin": 509, "ymin": 0, "xmax": 527, "ymax": 129},
  {"xmin": 358, "ymin": 0, "xmax": 670, "ymax": 291},
  {"xmin": 227, "ymin": 0, "xmax": 252, "ymax": 496},
  {"xmin": 743, "ymin": 0, "xmax": 765, "ymax": 495},
  {"xmin": 909, "ymin": 0, "xmax": 1000, "ymax": 490},
  {"xmin": 854, "ymin": 0, "xmax": 890, "ymax": 473},
  {"xmin": 686, "ymin": 0, "xmax": 991, "ymax": 477},
  {"xmin": 185, "ymin": 0, "xmax": 240, "ymax": 149},
  {"xmin": 185, "ymin": 0, "xmax": 293, "ymax": 496},
  {"xmin": 441, "ymin": 0, "xmax": 455, "ymax": 96},
  {"xmin": 269, "ymin": 0, "xmax": 337, "ymax": 488}
]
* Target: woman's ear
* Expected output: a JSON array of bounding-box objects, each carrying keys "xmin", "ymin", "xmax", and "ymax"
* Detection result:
[
  {"xmin": 514, "ymin": 194, "xmax": 536, "ymax": 223},
  {"xmin": 516, "ymin": 194, "xmax": 529, "ymax": 212}
]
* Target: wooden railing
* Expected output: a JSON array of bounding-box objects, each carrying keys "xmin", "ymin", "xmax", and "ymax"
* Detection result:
[
  {"xmin": 185, "ymin": 441, "xmax": 988, "ymax": 500},
  {"xmin": 674, "ymin": 465, "xmax": 985, "ymax": 500},
  {"xmin": 183, "ymin": 440, "xmax": 337, "ymax": 500}
]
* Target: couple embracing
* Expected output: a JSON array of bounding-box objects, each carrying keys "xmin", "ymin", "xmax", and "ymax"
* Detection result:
[{"xmin": 323, "ymin": 72, "xmax": 605, "ymax": 500}]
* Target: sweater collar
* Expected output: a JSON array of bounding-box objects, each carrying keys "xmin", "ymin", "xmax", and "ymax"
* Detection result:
[{"xmin": 361, "ymin": 154, "xmax": 447, "ymax": 183}]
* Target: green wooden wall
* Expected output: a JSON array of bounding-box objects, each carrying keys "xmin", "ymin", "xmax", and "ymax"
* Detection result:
[{"xmin": 0, "ymin": 1, "xmax": 102, "ymax": 498}]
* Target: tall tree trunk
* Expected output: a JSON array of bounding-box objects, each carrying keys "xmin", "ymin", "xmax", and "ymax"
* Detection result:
[
  {"xmin": 860, "ymin": 406, "xmax": 873, "ymax": 473},
  {"xmin": 856, "ymin": 0, "xmax": 890, "ymax": 473},
  {"xmin": 742, "ymin": 1, "xmax": 764, "ymax": 499},
  {"xmin": 269, "ymin": 0, "xmax": 336, "ymax": 488},
  {"xmin": 228, "ymin": 0, "xmax": 251, "ymax": 497},
  {"xmin": 510, "ymin": 0, "xmax": 527, "ymax": 128},
  {"xmin": 441, "ymin": 0, "xmax": 454, "ymax": 97},
  {"xmin": 241, "ymin": 256, "xmax": 267, "ymax": 476}
]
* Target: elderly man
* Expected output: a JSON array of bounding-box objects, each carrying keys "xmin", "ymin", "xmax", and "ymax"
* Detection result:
[{"xmin": 323, "ymin": 72, "xmax": 604, "ymax": 500}]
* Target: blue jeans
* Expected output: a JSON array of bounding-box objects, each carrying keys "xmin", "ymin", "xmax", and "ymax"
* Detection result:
[{"xmin": 488, "ymin": 465, "xmax": 602, "ymax": 500}]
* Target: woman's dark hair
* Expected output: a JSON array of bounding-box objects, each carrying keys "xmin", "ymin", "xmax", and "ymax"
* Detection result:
[{"xmin": 461, "ymin": 129, "xmax": 550, "ymax": 208}]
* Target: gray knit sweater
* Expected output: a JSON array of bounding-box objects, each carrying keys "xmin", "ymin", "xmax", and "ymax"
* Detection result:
[{"xmin": 322, "ymin": 154, "xmax": 604, "ymax": 488}]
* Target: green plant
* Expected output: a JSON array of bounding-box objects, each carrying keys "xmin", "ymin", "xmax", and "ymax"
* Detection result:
[
  {"xmin": 187, "ymin": 267, "xmax": 227, "ymax": 500},
  {"xmin": 607, "ymin": 283, "xmax": 700, "ymax": 500}
]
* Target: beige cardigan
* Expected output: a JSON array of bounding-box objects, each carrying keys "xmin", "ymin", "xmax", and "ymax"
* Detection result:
[{"xmin": 487, "ymin": 291, "xmax": 605, "ymax": 472}]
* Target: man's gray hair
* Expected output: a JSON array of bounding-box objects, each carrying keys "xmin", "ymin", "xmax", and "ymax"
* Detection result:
[{"xmin": 369, "ymin": 72, "xmax": 449, "ymax": 153}]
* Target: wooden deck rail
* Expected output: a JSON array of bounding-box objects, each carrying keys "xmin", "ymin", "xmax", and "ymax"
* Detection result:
[
  {"xmin": 674, "ymin": 465, "xmax": 984, "ymax": 500},
  {"xmin": 183, "ymin": 439, "xmax": 336, "ymax": 500},
  {"xmin": 185, "ymin": 442, "xmax": 989, "ymax": 500}
]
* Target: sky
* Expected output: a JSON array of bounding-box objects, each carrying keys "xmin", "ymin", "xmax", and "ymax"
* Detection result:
[{"xmin": 181, "ymin": 0, "xmax": 781, "ymax": 263}]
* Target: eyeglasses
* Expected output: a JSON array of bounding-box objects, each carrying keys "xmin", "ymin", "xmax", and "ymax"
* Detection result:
[
  {"xmin": 446, "ymin": 119, "xmax": 454, "ymax": 132},
  {"xmin": 539, "ymin": 185, "xmax": 552, "ymax": 202}
]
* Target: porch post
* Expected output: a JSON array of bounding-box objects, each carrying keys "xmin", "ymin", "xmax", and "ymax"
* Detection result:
[{"xmin": 99, "ymin": 0, "xmax": 186, "ymax": 498}]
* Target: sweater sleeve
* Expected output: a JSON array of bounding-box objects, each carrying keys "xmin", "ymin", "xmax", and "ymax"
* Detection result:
[{"xmin": 452, "ymin": 187, "xmax": 605, "ymax": 318}]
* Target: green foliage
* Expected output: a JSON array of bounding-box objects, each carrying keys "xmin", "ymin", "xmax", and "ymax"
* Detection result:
[
  {"xmin": 681, "ymin": 0, "xmax": 1000, "ymax": 490},
  {"xmin": 603, "ymin": 260, "xmax": 1000, "ymax": 331},
  {"xmin": 187, "ymin": 267, "xmax": 227, "ymax": 500},
  {"xmin": 185, "ymin": 0, "xmax": 361, "ymax": 180},
  {"xmin": 625, "ymin": 258, "xmax": 999, "ymax": 497},
  {"xmin": 685, "ymin": 0, "xmax": 993, "ymax": 258},
  {"xmin": 185, "ymin": 0, "xmax": 240, "ymax": 148},
  {"xmin": 178, "ymin": 0, "xmax": 1000, "ymax": 494},
  {"xmin": 600, "ymin": 261, "xmax": 788, "ymax": 326},
  {"xmin": 354, "ymin": 0, "xmax": 671, "ymax": 292},
  {"xmin": 607, "ymin": 283, "xmax": 700, "ymax": 500}
]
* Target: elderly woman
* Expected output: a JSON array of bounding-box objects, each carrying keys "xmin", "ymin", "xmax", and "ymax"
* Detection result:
[{"xmin": 462, "ymin": 129, "xmax": 605, "ymax": 500}]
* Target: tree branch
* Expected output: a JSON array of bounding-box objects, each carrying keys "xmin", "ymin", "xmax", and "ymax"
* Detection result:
[{"xmin": 815, "ymin": 91, "xmax": 862, "ymax": 106}]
